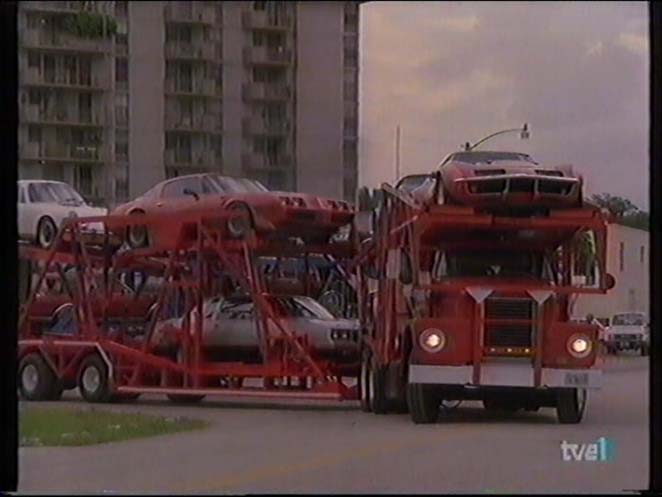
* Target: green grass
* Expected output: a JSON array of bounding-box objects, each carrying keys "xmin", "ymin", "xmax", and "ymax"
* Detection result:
[{"xmin": 19, "ymin": 406, "xmax": 208, "ymax": 447}]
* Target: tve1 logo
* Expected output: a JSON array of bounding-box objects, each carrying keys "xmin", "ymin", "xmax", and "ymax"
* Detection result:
[{"xmin": 560, "ymin": 437, "xmax": 616, "ymax": 462}]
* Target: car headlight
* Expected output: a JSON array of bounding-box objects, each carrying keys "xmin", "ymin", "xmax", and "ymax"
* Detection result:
[
  {"xmin": 419, "ymin": 328, "xmax": 446, "ymax": 353},
  {"xmin": 567, "ymin": 333, "xmax": 592, "ymax": 358},
  {"xmin": 68, "ymin": 211, "xmax": 78, "ymax": 218},
  {"xmin": 279, "ymin": 196, "xmax": 293, "ymax": 206}
]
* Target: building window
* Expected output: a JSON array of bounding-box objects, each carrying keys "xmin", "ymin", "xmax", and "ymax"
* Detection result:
[
  {"xmin": 115, "ymin": 58, "xmax": 128, "ymax": 87},
  {"xmin": 619, "ymin": 242, "xmax": 625, "ymax": 272},
  {"xmin": 253, "ymin": 1, "xmax": 266, "ymax": 11},
  {"xmin": 75, "ymin": 165, "xmax": 93, "ymax": 196},
  {"xmin": 115, "ymin": 129, "xmax": 128, "ymax": 162},
  {"xmin": 252, "ymin": 31, "xmax": 264, "ymax": 47},
  {"xmin": 640, "ymin": 245, "xmax": 645, "ymax": 264},
  {"xmin": 28, "ymin": 125, "xmax": 41, "ymax": 143},
  {"xmin": 115, "ymin": 93, "xmax": 129, "ymax": 126},
  {"xmin": 115, "ymin": 1, "xmax": 128, "ymax": 17},
  {"xmin": 27, "ymin": 52, "xmax": 40, "ymax": 69}
]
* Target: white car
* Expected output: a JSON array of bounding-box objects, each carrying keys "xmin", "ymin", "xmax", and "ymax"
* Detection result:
[
  {"xmin": 18, "ymin": 180, "xmax": 108, "ymax": 248},
  {"xmin": 604, "ymin": 311, "xmax": 649, "ymax": 356}
]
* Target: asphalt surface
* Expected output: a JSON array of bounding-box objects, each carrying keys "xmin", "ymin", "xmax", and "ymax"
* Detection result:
[{"xmin": 17, "ymin": 354, "xmax": 649, "ymax": 494}]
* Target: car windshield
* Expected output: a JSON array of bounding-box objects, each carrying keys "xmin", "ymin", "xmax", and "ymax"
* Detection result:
[
  {"xmin": 611, "ymin": 313, "xmax": 645, "ymax": 326},
  {"xmin": 397, "ymin": 175, "xmax": 431, "ymax": 193},
  {"xmin": 433, "ymin": 249, "xmax": 550, "ymax": 280},
  {"xmin": 272, "ymin": 296, "xmax": 335, "ymax": 320},
  {"xmin": 444, "ymin": 151, "xmax": 537, "ymax": 166},
  {"xmin": 28, "ymin": 182, "xmax": 86, "ymax": 205},
  {"xmin": 208, "ymin": 175, "xmax": 269, "ymax": 194}
]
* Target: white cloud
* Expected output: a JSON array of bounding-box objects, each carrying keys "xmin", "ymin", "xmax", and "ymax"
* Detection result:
[
  {"xmin": 586, "ymin": 40, "xmax": 604, "ymax": 56},
  {"xmin": 617, "ymin": 32, "xmax": 648, "ymax": 54}
]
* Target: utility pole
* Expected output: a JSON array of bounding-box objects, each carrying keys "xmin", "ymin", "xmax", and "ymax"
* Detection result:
[{"xmin": 395, "ymin": 124, "xmax": 401, "ymax": 182}]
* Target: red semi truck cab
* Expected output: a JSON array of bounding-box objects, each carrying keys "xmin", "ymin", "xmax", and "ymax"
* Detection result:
[{"xmin": 359, "ymin": 196, "xmax": 613, "ymax": 424}]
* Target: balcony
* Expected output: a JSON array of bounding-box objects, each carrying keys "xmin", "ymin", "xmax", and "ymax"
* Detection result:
[
  {"xmin": 20, "ymin": 142, "xmax": 43, "ymax": 160},
  {"xmin": 241, "ymin": 153, "xmax": 292, "ymax": 170},
  {"xmin": 165, "ymin": 3, "xmax": 216, "ymax": 24},
  {"xmin": 165, "ymin": 78, "xmax": 219, "ymax": 97},
  {"xmin": 21, "ymin": 28, "xmax": 110, "ymax": 53},
  {"xmin": 165, "ymin": 113, "xmax": 219, "ymax": 133},
  {"xmin": 241, "ymin": 82, "xmax": 290, "ymax": 101},
  {"xmin": 21, "ymin": 1, "xmax": 86, "ymax": 13},
  {"xmin": 20, "ymin": 104, "xmax": 105, "ymax": 127},
  {"xmin": 165, "ymin": 42, "xmax": 216, "ymax": 61},
  {"xmin": 243, "ymin": 46, "xmax": 292, "ymax": 66},
  {"xmin": 241, "ymin": 10, "xmax": 291, "ymax": 31},
  {"xmin": 20, "ymin": 141, "xmax": 103, "ymax": 163},
  {"xmin": 165, "ymin": 149, "xmax": 216, "ymax": 168},
  {"xmin": 20, "ymin": 67, "xmax": 107, "ymax": 90},
  {"xmin": 242, "ymin": 117, "xmax": 289, "ymax": 136}
]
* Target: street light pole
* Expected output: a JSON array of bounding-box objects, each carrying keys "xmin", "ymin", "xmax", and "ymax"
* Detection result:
[
  {"xmin": 464, "ymin": 123, "xmax": 529, "ymax": 152},
  {"xmin": 395, "ymin": 124, "xmax": 401, "ymax": 182}
]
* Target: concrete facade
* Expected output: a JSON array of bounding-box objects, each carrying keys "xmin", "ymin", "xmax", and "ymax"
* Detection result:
[
  {"xmin": 573, "ymin": 223, "xmax": 650, "ymax": 322},
  {"xmin": 18, "ymin": 1, "xmax": 360, "ymax": 208}
]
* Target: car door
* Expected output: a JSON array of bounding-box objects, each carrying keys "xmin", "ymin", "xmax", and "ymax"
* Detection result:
[
  {"xmin": 157, "ymin": 176, "xmax": 205, "ymax": 214},
  {"xmin": 18, "ymin": 183, "xmax": 38, "ymax": 240},
  {"xmin": 209, "ymin": 301, "xmax": 259, "ymax": 348}
]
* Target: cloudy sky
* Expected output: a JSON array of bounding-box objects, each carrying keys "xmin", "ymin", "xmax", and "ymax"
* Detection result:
[{"xmin": 358, "ymin": 1, "xmax": 649, "ymax": 209}]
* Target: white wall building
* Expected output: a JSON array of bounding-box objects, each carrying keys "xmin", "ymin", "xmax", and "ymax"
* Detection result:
[{"xmin": 573, "ymin": 223, "xmax": 649, "ymax": 322}]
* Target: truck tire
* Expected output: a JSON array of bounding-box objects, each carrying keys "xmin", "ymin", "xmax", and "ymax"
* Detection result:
[
  {"xmin": 407, "ymin": 383, "xmax": 438, "ymax": 424},
  {"xmin": 368, "ymin": 357, "xmax": 389, "ymax": 414},
  {"xmin": 78, "ymin": 354, "xmax": 113, "ymax": 403},
  {"xmin": 641, "ymin": 344, "xmax": 649, "ymax": 356},
  {"xmin": 19, "ymin": 353, "xmax": 62, "ymax": 401},
  {"xmin": 359, "ymin": 349, "xmax": 372, "ymax": 412},
  {"xmin": 556, "ymin": 388, "xmax": 587, "ymax": 424}
]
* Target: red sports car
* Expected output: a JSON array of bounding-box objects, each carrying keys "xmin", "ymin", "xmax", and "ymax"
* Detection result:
[
  {"xmin": 111, "ymin": 173, "xmax": 354, "ymax": 249},
  {"xmin": 437, "ymin": 150, "xmax": 583, "ymax": 210}
]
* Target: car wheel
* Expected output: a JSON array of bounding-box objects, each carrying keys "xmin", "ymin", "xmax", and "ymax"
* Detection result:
[
  {"xmin": 36, "ymin": 216, "xmax": 58, "ymax": 249},
  {"xmin": 126, "ymin": 211, "xmax": 149, "ymax": 248},
  {"xmin": 18, "ymin": 353, "xmax": 62, "ymax": 401},
  {"xmin": 226, "ymin": 202, "xmax": 254, "ymax": 239}
]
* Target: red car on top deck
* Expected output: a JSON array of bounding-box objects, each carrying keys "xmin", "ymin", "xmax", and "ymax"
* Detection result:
[
  {"xmin": 397, "ymin": 150, "xmax": 583, "ymax": 212},
  {"xmin": 111, "ymin": 173, "xmax": 354, "ymax": 249}
]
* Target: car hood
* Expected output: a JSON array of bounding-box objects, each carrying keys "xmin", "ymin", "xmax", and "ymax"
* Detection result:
[
  {"xmin": 443, "ymin": 160, "xmax": 576, "ymax": 179},
  {"xmin": 35, "ymin": 203, "xmax": 108, "ymax": 218}
]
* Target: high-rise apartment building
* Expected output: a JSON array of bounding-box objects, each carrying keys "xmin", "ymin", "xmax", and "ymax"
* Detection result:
[{"xmin": 18, "ymin": 1, "xmax": 360, "ymax": 208}]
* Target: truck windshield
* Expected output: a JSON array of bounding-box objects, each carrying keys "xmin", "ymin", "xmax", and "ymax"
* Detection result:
[
  {"xmin": 433, "ymin": 249, "xmax": 553, "ymax": 280},
  {"xmin": 611, "ymin": 313, "xmax": 645, "ymax": 326}
]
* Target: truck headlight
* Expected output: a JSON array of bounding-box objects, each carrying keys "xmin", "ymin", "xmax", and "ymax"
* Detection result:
[
  {"xmin": 567, "ymin": 333, "xmax": 592, "ymax": 358},
  {"xmin": 419, "ymin": 328, "xmax": 446, "ymax": 353}
]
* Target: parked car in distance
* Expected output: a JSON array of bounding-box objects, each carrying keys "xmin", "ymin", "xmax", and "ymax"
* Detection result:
[
  {"xmin": 604, "ymin": 311, "xmax": 649, "ymax": 355},
  {"xmin": 18, "ymin": 180, "xmax": 108, "ymax": 248},
  {"xmin": 152, "ymin": 294, "xmax": 361, "ymax": 363},
  {"xmin": 110, "ymin": 173, "xmax": 354, "ymax": 249}
]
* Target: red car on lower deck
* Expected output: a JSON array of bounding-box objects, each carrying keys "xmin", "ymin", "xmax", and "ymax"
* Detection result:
[{"xmin": 110, "ymin": 173, "xmax": 354, "ymax": 249}]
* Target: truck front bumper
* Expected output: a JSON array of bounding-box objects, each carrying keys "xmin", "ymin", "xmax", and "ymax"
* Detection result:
[{"xmin": 409, "ymin": 363, "xmax": 602, "ymax": 389}]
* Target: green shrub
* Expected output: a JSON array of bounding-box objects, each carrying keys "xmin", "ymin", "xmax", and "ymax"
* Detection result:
[{"xmin": 63, "ymin": 12, "xmax": 118, "ymax": 39}]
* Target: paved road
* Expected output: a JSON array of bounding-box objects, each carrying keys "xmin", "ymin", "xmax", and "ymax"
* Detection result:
[{"xmin": 17, "ymin": 354, "xmax": 649, "ymax": 494}]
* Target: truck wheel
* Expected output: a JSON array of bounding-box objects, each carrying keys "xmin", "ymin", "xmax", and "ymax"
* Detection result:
[
  {"xmin": 556, "ymin": 388, "xmax": 587, "ymax": 424},
  {"xmin": 359, "ymin": 349, "xmax": 372, "ymax": 412},
  {"xmin": 78, "ymin": 354, "xmax": 113, "ymax": 403},
  {"xmin": 368, "ymin": 357, "xmax": 389, "ymax": 414},
  {"xmin": 407, "ymin": 383, "xmax": 438, "ymax": 424},
  {"xmin": 641, "ymin": 345, "xmax": 649, "ymax": 356},
  {"xmin": 19, "ymin": 353, "xmax": 62, "ymax": 401}
]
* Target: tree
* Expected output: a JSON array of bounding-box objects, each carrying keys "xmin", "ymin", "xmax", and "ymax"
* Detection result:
[{"xmin": 589, "ymin": 193, "xmax": 648, "ymax": 231}]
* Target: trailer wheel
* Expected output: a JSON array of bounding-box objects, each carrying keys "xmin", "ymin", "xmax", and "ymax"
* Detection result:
[
  {"xmin": 78, "ymin": 354, "xmax": 113, "ymax": 403},
  {"xmin": 19, "ymin": 353, "xmax": 62, "ymax": 401},
  {"xmin": 406, "ymin": 383, "xmax": 438, "ymax": 424},
  {"xmin": 368, "ymin": 358, "xmax": 389, "ymax": 414},
  {"xmin": 556, "ymin": 388, "xmax": 587, "ymax": 424},
  {"xmin": 359, "ymin": 349, "xmax": 371, "ymax": 412}
]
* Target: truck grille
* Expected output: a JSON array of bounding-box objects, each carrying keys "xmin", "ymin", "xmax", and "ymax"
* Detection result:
[{"xmin": 484, "ymin": 297, "xmax": 534, "ymax": 348}]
